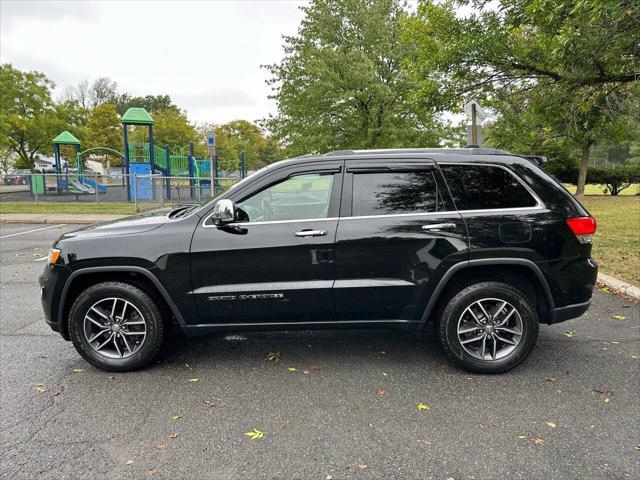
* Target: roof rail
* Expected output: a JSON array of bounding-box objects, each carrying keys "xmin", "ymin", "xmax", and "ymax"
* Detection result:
[{"xmin": 324, "ymin": 147, "xmax": 510, "ymax": 156}]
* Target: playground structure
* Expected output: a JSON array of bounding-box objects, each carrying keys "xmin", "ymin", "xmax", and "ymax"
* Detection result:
[{"xmin": 33, "ymin": 107, "xmax": 246, "ymax": 203}]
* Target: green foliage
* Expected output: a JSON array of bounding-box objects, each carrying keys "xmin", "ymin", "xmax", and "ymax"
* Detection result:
[
  {"xmin": 0, "ymin": 64, "xmax": 85, "ymax": 170},
  {"xmin": 211, "ymin": 120, "xmax": 283, "ymax": 171},
  {"xmin": 587, "ymin": 165, "xmax": 640, "ymax": 196},
  {"xmin": 78, "ymin": 103, "xmax": 122, "ymax": 166},
  {"xmin": 264, "ymin": 0, "xmax": 454, "ymax": 156},
  {"xmin": 406, "ymin": 0, "xmax": 639, "ymax": 193},
  {"xmin": 115, "ymin": 94, "xmax": 177, "ymax": 116}
]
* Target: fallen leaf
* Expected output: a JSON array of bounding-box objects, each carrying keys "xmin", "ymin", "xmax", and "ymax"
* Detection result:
[
  {"xmin": 610, "ymin": 341, "xmax": 620, "ymax": 344},
  {"xmin": 169, "ymin": 432, "xmax": 180, "ymax": 439},
  {"xmin": 422, "ymin": 439, "xmax": 432, "ymax": 445},
  {"xmin": 357, "ymin": 464, "xmax": 368, "ymax": 470},
  {"xmin": 544, "ymin": 376, "xmax": 557, "ymax": 382},
  {"xmin": 563, "ymin": 331, "xmax": 576, "ymax": 338},
  {"xmin": 303, "ymin": 370, "xmax": 309, "ymax": 374},
  {"xmin": 621, "ymin": 304, "xmax": 630, "ymax": 308},
  {"xmin": 635, "ymin": 444, "xmax": 640, "ymax": 451},
  {"xmin": 244, "ymin": 428, "xmax": 264, "ymax": 440},
  {"xmin": 546, "ymin": 421, "xmax": 557, "ymax": 428},
  {"xmin": 148, "ymin": 468, "xmax": 157, "ymax": 476},
  {"xmin": 532, "ymin": 437, "xmax": 545, "ymax": 445},
  {"xmin": 517, "ymin": 435, "xmax": 527, "ymax": 439},
  {"xmin": 287, "ymin": 367, "xmax": 297, "ymax": 372},
  {"xmin": 325, "ymin": 475, "xmax": 333, "ymax": 480},
  {"xmin": 604, "ymin": 398, "xmax": 610, "ymax": 404},
  {"xmin": 155, "ymin": 443, "xmax": 167, "ymax": 450},
  {"xmin": 171, "ymin": 415, "xmax": 182, "ymax": 421},
  {"xmin": 39, "ymin": 353, "xmax": 48, "ymax": 358},
  {"xmin": 35, "ymin": 384, "xmax": 47, "ymax": 393},
  {"xmin": 439, "ymin": 363, "xmax": 449, "ymax": 369},
  {"xmin": 312, "ymin": 366, "xmax": 321, "ymax": 373},
  {"xmin": 72, "ymin": 368, "xmax": 84, "ymax": 373},
  {"xmin": 187, "ymin": 378, "xmax": 199, "ymax": 383},
  {"xmin": 612, "ymin": 315, "xmax": 626, "ymax": 320},
  {"xmin": 382, "ymin": 372, "xmax": 388, "ymax": 377},
  {"xmin": 417, "ymin": 402, "xmax": 431, "ymax": 411},
  {"xmin": 632, "ymin": 355, "xmax": 638, "ymax": 359},
  {"xmin": 126, "ymin": 460, "xmax": 134, "ymax": 465},
  {"xmin": 375, "ymin": 388, "xmax": 385, "ymax": 398},
  {"xmin": 203, "ymin": 400, "xmax": 216, "ymax": 408},
  {"xmin": 115, "ymin": 431, "xmax": 127, "ymax": 437},
  {"xmin": 266, "ymin": 352, "xmax": 280, "ymax": 362}
]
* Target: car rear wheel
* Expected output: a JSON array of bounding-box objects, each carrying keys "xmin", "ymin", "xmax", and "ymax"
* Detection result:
[
  {"xmin": 437, "ymin": 281, "xmax": 538, "ymax": 374},
  {"xmin": 68, "ymin": 281, "xmax": 166, "ymax": 372}
]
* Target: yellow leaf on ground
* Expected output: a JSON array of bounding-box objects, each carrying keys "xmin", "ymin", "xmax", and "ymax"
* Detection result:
[
  {"xmin": 72, "ymin": 368, "xmax": 84, "ymax": 373},
  {"xmin": 546, "ymin": 422, "xmax": 557, "ymax": 428},
  {"xmin": 155, "ymin": 443, "xmax": 167, "ymax": 450},
  {"xmin": 187, "ymin": 378, "xmax": 199, "ymax": 383},
  {"xmin": 203, "ymin": 400, "xmax": 216, "ymax": 408},
  {"xmin": 171, "ymin": 415, "xmax": 182, "ymax": 421},
  {"xmin": 148, "ymin": 468, "xmax": 157, "ymax": 476},
  {"xmin": 126, "ymin": 460, "xmax": 134, "ymax": 465},
  {"xmin": 417, "ymin": 402, "xmax": 431, "ymax": 411},
  {"xmin": 517, "ymin": 435, "xmax": 527, "ymax": 439},
  {"xmin": 244, "ymin": 428, "xmax": 264, "ymax": 440},
  {"xmin": 170, "ymin": 433, "xmax": 180, "ymax": 439},
  {"xmin": 357, "ymin": 464, "xmax": 368, "ymax": 470},
  {"xmin": 612, "ymin": 315, "xmax": 626, "ymax": 320},
  {"xmin": 532, "ymin": 437, "xmax": 545, "ymax": 445},
  {"xmin": 564, "ymin": 331, "xmax": 576, "ymax": 338},
  {"xmin": 287, "ymin": 367, "xmax": 297, "ymax": 372},
  {"xmin": 544, "ymin": 376, "xmax": 557, "ymax": 382},
  {"xmin": 35, "ymin": 384, "xmax": 47, "ymax": 393}
]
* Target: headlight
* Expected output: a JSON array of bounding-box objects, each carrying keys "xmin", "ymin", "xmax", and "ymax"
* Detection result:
[{"xmin": 48, "ymin": 248, "xmax": 61, "ymax": 265}]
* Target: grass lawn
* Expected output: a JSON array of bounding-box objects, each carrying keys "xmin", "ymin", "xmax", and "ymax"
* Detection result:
[
  {"xmin": 581, "ymin": 196, "xmax": 640, "ymax": 285},
  {"xmin": 564, "ymin": 183, "xmax": 640, "ymax": 195},
  {"xmin": 0, "ymin": 202, "xmax": 157, "ymax": 215}
]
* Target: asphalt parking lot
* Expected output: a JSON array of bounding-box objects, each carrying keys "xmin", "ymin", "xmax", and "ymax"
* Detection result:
[{"xmin": 0, "ymin": 223, "xmax": 638, "ymax": 480}]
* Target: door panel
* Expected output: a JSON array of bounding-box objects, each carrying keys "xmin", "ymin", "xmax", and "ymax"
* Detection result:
[
  {"xmin": 189, "ymin": 162, "xmax": 343, "ymax": 325},
  {"xmin": 334, "ymin": 161, "xmax": 468, "ymax": 321},
  {"xmin": 190, "ymin": 219, "xmax": 338, "ymax": 324}
]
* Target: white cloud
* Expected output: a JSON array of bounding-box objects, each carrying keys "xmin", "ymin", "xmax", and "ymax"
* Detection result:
[{"xmin": 0, "ymin": 0, "xmax": 306, "ymax": 124}]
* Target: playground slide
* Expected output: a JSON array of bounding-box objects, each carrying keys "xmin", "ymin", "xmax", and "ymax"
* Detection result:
[
  {"xmin": 79, "ymin": 177, "xmax": 107, "ymax": 193},
  {"xmin": 69, "ymin": 179, "xmax": 95, "ymax": 194}
]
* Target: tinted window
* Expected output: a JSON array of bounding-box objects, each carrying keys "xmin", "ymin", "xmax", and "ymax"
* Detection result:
[
  {"xmin": 351, "ymin": 170, "xmax": 447, "ymax": 216},
  {"xmin": 236, "ymin": 173, "xmax": 335, "ymax": 222},
  {"xmin": 441, "ymin": 165, "xmax": 537, "ymax": 210}
]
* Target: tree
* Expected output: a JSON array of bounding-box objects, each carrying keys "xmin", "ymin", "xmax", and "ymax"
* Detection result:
[
  {"xmin": 0, "ymin": 64, "xmax": 65, "ymax": 170},
  {"xmin": 406, "ymin": 0, "xmax": 639, "ymax": 195},
  {"xmin": 115, "ymin": 94, "xmax": 177, "ymax": 116},
  {"xmin": 211, "ymin": 120, "xmax": 282, "ymax": 171},
  {"xmin": 264, "ymin": 0, "xmax": 451, "ymax": 156},
  {"xmin": 89, "ymin": 77, "xmax": 119, "ymax": 108}
]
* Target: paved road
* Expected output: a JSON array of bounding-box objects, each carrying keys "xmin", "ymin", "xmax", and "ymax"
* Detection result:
[{"xmin": 1, "ymin": 223, "xmax": 638, "ymax": 480}]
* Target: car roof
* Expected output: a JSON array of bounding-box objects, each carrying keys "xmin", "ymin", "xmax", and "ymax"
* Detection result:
[{"xmin": 270, "ymin": 147, "xmax": 539, "ymax": 170}]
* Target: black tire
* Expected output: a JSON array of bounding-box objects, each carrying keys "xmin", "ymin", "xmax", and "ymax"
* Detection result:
[
  {"xmin": 437, "ymin": 280, "xmax": 539, "ymax": 374},
  {"xmin": 68, "ymin": 281, "xmax": 167, "ymax": 372}
]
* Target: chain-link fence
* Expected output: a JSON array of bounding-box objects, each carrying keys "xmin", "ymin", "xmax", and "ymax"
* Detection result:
[{"xmin": 0, "ymin": 173, "xmax": 242, "ymax": 209}]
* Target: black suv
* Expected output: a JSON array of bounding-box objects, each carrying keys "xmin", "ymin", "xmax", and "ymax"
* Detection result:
[{"xmin": 40, "ymin": 148, "xmax": 598, "ymax": 373}]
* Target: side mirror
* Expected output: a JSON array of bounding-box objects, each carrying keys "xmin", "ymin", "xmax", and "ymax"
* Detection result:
[{"xmin": 211, "ymin": 199, "xmax": 236, "ymax": 226}]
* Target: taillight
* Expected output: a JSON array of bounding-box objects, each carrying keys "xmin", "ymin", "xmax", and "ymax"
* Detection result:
[{"xmin": 567, "ymin": 217, "xmax": 596, "ymax": 243}]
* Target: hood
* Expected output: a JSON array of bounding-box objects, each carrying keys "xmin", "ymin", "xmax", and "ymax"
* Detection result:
[{"xmin": 58, "ymin": 208, "xmax": 173, "ymax": 241}]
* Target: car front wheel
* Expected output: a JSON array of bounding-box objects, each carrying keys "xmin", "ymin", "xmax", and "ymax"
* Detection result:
[
  {"xmin": 438, "ymin": 281, "xmax": 539, "ymax": 374},
  {"xmin": 68, "ymin": 281, "xmax": 166, "ymax": 372}
]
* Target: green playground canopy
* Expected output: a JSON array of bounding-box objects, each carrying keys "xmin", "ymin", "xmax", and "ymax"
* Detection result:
[
  {"xmin": 52, "ymin": 131, "xmax": 81, "ymax": 145},
  {"xmin": 121, "ymin": 107, "xmax": 154, "ymax": 125}
]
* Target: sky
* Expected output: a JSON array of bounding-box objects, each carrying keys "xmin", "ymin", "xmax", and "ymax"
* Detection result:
[{"xmin": 0, "ymin": 0, "xmax": 307, "ymax": 124}]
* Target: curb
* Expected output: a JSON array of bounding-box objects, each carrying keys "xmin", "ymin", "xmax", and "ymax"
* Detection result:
[
  {"xmin": 597, "ymin": 273, "xmax": 640, "ymax": 301},
  {"xmin": 0, "ymin": 214, "xmax": 127, "ymax": 225}
]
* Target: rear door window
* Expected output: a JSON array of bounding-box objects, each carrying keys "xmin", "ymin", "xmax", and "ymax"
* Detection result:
[
  {"xmin": 440, "ymin": 164, "xmax": 538, "ymax": 210},
  {"xmin": 351, "ymin": 170, "xmax": 449, "ymax": 216}
]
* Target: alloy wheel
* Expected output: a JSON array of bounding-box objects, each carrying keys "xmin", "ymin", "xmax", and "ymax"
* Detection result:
[
  {"xmin": 83, "ymin": 297, "xmax": 147, "ymax": 359},
  {"xmin": 456, "ymin": 298, "xmax": 523, "ymax": 361}
]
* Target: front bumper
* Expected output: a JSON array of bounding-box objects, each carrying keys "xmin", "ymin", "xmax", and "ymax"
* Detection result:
[{"xmin": 39, "ymin": 265, "xmax": 70, "ymax": 338}]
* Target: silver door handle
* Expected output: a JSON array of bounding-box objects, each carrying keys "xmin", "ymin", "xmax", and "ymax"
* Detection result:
[
  {"xmin": 422, "ymin": 223, "xmax": 456, "ymax": 231},
  {"xmin": 295, "ymin": 229, "xmax": 327, "ymax": 237}
]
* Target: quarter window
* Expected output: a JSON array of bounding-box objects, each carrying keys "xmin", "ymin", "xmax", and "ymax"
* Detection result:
[
  {"xmin": 351, "ymin": 170, "xmax": 447, "ymax": 216},
  {"xmin": 235, "ymin": 173, "xmax": 335, "ymax": 222},
  {"xmin": 440, "ymin": 165, "xmax": 537, "ymax": 210}
]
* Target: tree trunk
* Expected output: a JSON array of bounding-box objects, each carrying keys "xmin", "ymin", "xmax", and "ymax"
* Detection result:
[{"xmin": 576, "ymin": 140, "xmax": 592, "ymax": 196}]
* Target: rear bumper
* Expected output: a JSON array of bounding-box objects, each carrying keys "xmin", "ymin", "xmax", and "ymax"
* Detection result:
[{"xmin": 550, "ymin": 300, "xmax": 591, "ymax": 324}]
